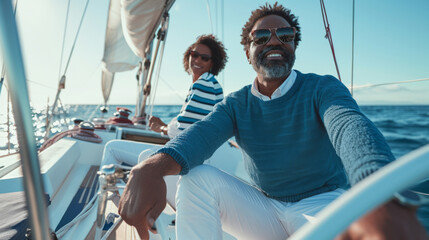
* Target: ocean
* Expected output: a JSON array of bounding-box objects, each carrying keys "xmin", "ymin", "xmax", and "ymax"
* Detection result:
[{"xmin": 1, "ymin": 104, "xmax": 429, "ymax": 158}]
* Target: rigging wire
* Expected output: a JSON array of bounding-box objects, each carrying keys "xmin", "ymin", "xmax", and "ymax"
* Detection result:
[
  {"xmin": 7, "ymin": 90, "xmax": 11, "ymax": 154},
  {"xmin": 88, "ymin": 103, "xmax": 102, "ymax": 121},
  {"xmin": 58, "ymin": 98, "xmax": 69, "ymax": 128},
  {"xmin": 221, "ymin": 0, "xmax": 225, "ymax": 88},
  {"xmin": 215, "ymin": 0, "xmax": 218, "ymax": 35},
  {"xmin": 350, "ymin": 0, "xmax": 355, "ymax": 96},
  {"xmin": 1, "ymin": 0, "xmax": 19, "ymax": 86},
  {"xmin": 58, "ymin": 0, "xmax": 71, "ymax": 80},
  {"xmin": 148, "ymin": 17, "xmax": 170, "ymax": 119},
  {"xmin": 0, "ymin": 66, "xmax": 5, "ymax": 94},
  {"xmin": 320, "ymin": 0, "xmax": 342, "ymax": 82},
  {"xmin": 158, "ymin": 76, "xmax": 185, "ymax": 102},
  {"xmin": 27, "ymin": 79, "xmax": 57, "ymax": 90},
  {"xmin": 1, "ymin": 0, "xmax": 19, "ymax": 155},
  {"xmin": 204, "ymin": 0, "xmax": 214, "ymax": 34},
  {"xmin": 62, "ymin": 0, "xmax": 90, "ymax": 75},
  {"xmin": 350, "ymin": 78, "xmax": 429, "ymax": 90},
  {"xmin": 45, "ymin": 0, "xmax": 90, "ymax": 140}
]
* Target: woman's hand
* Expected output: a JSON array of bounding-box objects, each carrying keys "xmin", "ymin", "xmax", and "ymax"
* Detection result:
[{"xmin": 149, "ymin": 116, "xmax": 167, "ymax": 134}]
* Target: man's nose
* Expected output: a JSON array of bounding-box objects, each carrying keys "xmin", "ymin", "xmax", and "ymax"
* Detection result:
[{"xmin": 266, "ymin": 32, "xmax": 282, "ymax": 46}]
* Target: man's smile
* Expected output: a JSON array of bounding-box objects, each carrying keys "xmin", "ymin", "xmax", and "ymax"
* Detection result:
[
  {"xmin": 258, "ymin": 46, "xmax": 290, "ymax": 63},
  {"xmin": 265, "ymin": 50, "xmax": 285, "ymax": 61}
]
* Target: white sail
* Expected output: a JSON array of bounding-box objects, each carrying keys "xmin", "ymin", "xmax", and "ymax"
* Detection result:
[
  {"xmin": 102, "ymin": 0, "xmax": 140, "ymax": 73},
  {"xmin": 121, "ymin": 0, "xmax": 175, "ymax": 58}
]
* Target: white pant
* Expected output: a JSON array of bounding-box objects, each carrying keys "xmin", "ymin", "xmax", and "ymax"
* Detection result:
[
  {"xmin": 100, "ymin": 139, "xmax": 160, "ymax": 167},
  {"xmin": 176, "ymin": 165, "xmax": 345, "ymax": 240},
  {"xmin": 100, "ymin": 140, "xmax": 179, "ymax": 207}
]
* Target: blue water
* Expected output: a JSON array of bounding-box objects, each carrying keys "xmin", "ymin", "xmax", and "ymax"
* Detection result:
[
  {"xmin": 3, "ymin": 104, "xmax": 429, "ymax": 158},
  {"xmin": 359, "ymin": 105, "xmax": 429, "ymax": 158}
]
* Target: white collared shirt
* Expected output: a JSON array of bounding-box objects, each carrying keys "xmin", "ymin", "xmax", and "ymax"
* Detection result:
[{"xmin": 251, "ymin": 70, "xmax": 297, "ymax": 101}]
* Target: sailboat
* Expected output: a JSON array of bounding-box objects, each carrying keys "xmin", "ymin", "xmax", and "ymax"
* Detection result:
[
  {"xmin": 1, "ymin": 0, "xmax": 246, "ymax": 239},
  {"xmin": 1, "ymin": 0, "xmax": 429, "ymax": 239}
]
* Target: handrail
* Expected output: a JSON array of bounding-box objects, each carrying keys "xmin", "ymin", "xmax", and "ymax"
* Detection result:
[
  {"xmin": 290, "ymin": 144, "xmax": 429, "ymax": 239},
  {"xmin": 0, "ymin": 1, "xmax": 50, "ymax": 240}
]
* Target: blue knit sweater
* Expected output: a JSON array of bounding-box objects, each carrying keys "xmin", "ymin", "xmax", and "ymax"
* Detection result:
[{"xmin": 156, "ymin": 70, "xmax": 395, "ymax": 202}]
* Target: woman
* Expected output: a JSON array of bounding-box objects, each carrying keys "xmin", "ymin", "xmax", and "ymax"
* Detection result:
[
  {"xmin": 101, "ymin": 35, "xmax": 227, "ymax": 168},
  {"xmin": 149, "ymin": 34, "xmax": 227, "ymax": 138}
]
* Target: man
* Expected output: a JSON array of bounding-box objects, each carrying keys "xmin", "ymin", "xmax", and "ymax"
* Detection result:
[{"xmin": 119, "ymin": 3, "xmax": 427, "ymax": 239}]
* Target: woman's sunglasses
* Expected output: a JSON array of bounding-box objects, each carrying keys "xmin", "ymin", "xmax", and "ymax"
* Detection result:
[
  {"xmin": 250, "ymin": 27, "xmax": 296, "ymax": 45},
  {"xmin": 190, "ymin": 51, "xmax": 212, "ymax": 62}
]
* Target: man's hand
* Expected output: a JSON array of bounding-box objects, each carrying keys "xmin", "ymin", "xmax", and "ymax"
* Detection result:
[
  {"xmin": 336, "ymin": 200, "xmax": 428, "ymax": 240},
  {"xmin": 149, "ymin": 116, "xmax": 167, "ymax": 134},
  {"xmin": 118, "ymin": 154, "xmax": 181, "ymax": 239}
]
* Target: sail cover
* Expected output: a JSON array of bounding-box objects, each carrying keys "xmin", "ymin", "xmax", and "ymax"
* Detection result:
[
  {"xmin": 102, "ymin": 0, "xmax": 140, "ymax": 73},
  {"xmin": 121, "ymin": 0, "xmax": 176, "ymax": 58}
]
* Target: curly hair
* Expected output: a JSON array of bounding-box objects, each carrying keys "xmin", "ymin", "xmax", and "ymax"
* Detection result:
[
  {"xmin": 183, "ymin": 34, "xmax": 228, "ymax": 76},
  {"xmin": 240, "ymin": 2, "xmax": 301, "ymax": 51}
]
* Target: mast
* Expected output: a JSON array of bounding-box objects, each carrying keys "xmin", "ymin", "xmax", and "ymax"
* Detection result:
[
  {"xmin": 120, "ymin": 0, "xmax": 176, "ymax": 124},
  {"xmin": 139, "ymin": 13, "xmax": 170, "ymax": 121},
  {"xmin": 0, "ymin": 1, "xmax": 50, "ymax": 239}
]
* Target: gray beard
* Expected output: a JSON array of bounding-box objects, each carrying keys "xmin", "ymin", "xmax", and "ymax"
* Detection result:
[
  {"xmin": 252, "ymin": 47, "xmax": 295, "ymax": 80},
  {"xmin": 257, "ymin": 61, "xmax": 293, "ymax": 80}
]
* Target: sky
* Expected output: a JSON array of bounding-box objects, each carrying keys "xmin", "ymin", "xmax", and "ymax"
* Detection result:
[{"xmin": 1, "ymin": 0, "xmax": 429, "ymax": 109}]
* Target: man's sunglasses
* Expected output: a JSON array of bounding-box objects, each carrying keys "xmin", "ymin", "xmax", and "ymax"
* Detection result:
[
  {"xmin": 190, "ymin": 51, "xmax": 212, "ymax": 62},
  {"xmin": 250, "ymin": 27, "xmax": 296, "ymax": 45}
]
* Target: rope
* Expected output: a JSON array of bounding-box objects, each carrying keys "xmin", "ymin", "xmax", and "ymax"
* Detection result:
[
  {"xmin": 320, "ymin": 0, "xmax": 342, "ymax": 82},
  {"xmin": 55, "ymin": 193, "xmax": 98, "ymax": 238}
]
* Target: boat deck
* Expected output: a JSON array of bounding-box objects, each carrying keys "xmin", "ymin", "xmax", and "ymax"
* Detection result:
[{"xmin": 55, "ymin": 165, "xmax": 99, "ymax": 231}]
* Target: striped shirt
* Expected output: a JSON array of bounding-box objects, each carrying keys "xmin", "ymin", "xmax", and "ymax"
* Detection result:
[{"xmin": 174, "ymin": 72, "xmax": 223, "ymax": 134}]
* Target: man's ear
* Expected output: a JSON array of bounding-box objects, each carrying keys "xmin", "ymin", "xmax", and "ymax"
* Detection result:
[{"xmin": 246, "ymin": 48, "xmax": 250, "ymax": 62}]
